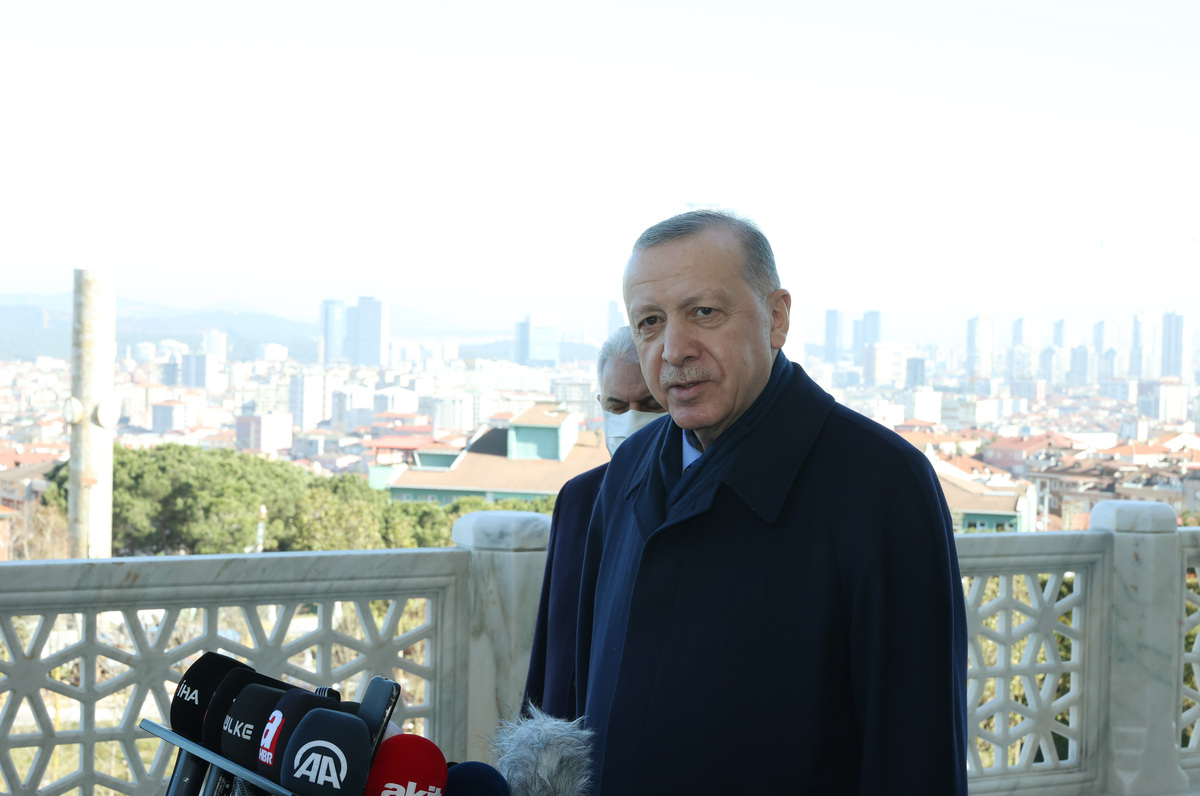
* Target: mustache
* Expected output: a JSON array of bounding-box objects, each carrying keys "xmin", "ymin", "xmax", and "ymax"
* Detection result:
[{"xmin": 659, "ymin": 366, "xmax": 714, "ymax": 389}]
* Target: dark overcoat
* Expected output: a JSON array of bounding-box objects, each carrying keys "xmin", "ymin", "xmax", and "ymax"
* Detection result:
[
  {"xmin": 575, "ymin": 353, "xmax": 968, "ymax": 794},
  {"xmin": 524, "ymin": 462, "xmax": 608, "ymax": 719}
]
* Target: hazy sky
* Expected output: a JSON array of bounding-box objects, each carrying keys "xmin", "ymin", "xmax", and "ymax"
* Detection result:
[{"xmin": 1, "ymin": 1, "xmax": 1196, "ymax": 346}]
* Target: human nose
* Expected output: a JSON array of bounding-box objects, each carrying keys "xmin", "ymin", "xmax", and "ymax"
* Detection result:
[{"xmin": 661, "ymin": 320, "xmax": 698, "ymax": 367}]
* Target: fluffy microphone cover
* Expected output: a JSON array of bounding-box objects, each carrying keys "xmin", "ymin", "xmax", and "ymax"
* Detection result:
[{"xmin": 491, "ymin": 705, "xmax": 593, "ymax": 796}]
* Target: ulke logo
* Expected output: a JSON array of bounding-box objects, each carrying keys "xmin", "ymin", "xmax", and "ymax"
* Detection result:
[
  {"xmin": 175, "ymin": 682, "xmax": 201, "ymax": 705},
  {"xmin": 291, "ymin": 741, "xmax": 348, "ymax": 789},
  {"xmin": 223, "ymin": 715, "xmax": 254, "ymax": 740},
  {"xmin": 379, "ymin": 782, "xmax": 443, "ymax": 796}
]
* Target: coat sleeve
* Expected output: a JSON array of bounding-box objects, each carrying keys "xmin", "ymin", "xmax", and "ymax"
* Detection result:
[
  {"xmin": 573, "ymin": 468, "xmax": 614, "ymax": 722},
  {"xmin": 839, "ymin": 446, "xmax": 969, "ymax": 794},
  {"xmin": 522, "ymin": 490, "xmax": 567, "ymax": 712}
]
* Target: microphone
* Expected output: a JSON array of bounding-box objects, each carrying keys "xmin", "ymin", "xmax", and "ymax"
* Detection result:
[
  {"xmin": 167, "ymin": 652, "xmax": 253, "ymax": 796},
  {"xmin": 363, "ymin": 733, "xmax": 448, "ymax": 796},
  {"xmin": 358, "ymin": 675, "xmax": 403, "ymax": 763},
  {"xmin": 201, "ymin": 669, "xmax": 290, "ymax": 752},
  {"xmin": 171, "ymin": 652, "xmax": 253, "ymax": 743},
  {"xmin": 445, "ymin": 761, "xmax": 511, "ymax": 795},
  {"xmin": 280, "ymin": 708, "xmax": 372, "ymax": 796},
  {"xmin": 491, "ymin": 705, "xmax": 593, "ymax": 796},
  {"xmin": 220, "ymin": 684, "xmax": 287, "ymax": 770},
  {"xmin": 257, "ymin": 688, "xmax": 343, "ymax": 784}
]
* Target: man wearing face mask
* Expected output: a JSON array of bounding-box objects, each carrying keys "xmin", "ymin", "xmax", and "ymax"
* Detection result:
[{"xmin": 523, "ymin": 325, "xmax": 665, "ymax": 719}]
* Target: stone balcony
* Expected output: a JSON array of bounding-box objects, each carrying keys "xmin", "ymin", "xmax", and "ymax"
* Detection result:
[{"xmin": 1, "ymin": 501, "xmax": 1199, "ymax": 796}]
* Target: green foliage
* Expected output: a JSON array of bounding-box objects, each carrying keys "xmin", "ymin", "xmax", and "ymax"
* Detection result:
[{"xmin": 45, "ymin": 444, "xmax": 556, "ymax": 556}]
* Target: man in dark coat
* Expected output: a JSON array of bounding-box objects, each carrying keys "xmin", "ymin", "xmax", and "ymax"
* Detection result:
[
  {"xmin": 575, "ymin": 210, "xmax": 968, "ymax": 793},
  {"xmin": 524, "ymin": 326, "xmax": 666, "ymax": 718}
]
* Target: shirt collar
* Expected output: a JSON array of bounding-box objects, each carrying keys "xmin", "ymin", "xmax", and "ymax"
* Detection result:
[{"xmin": 681, "ymin": 428, "xmax": 704, "ymax": 473}]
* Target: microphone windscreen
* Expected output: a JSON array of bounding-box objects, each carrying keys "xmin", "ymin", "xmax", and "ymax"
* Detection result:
[
  {"xmin": 220, "ymin": 684, "xmax": 286, "ymax": 769},
  {"xmin": 281, "ymin": 708, "xmax": 372, "ymax": 796},
  {"xmin": 492, "ymin": 705, "xmax": 593, "ymax": 796},
  {"xmin": 201, "ymin": 669, "xmax": 290, "ymax": 752},
  {"xmin": 171, "ymin": 652, "xmax": 253, "ymax": 743},
  {"xmin": 258, "ymin": 688, "xmax": 341, "ymax": 783},
  {"xmin": 363, "ymin": 734, "xmax": 447, "ymax": 796},
  {"xmin": 445, "ymin": 761, "xmax": 511, "ymax": 796}
]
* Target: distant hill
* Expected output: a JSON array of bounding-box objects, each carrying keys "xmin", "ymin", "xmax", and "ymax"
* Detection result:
[{"xmin": 0, "ymin": 293, "xmax": 520, "ymax": 363}]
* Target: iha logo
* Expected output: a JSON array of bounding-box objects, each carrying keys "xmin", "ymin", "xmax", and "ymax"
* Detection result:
[
  {"xmin": 175, "ymin": 682, "xmax": 201, "ymax": 704},
  {"xmin": 292, "ymin": 741, "xmax": 348, "ymax": 789},
  {"xmin": 379, "ymin": 783, "xmax": 443, "ymax": 796}
]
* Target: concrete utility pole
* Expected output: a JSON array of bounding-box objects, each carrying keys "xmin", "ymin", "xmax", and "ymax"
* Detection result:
[{"xmin": 67, "ymin": 269, "xmax": 116, "ymax": 558}]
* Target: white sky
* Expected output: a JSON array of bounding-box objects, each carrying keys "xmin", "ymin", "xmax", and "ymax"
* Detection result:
[{"xmin": 1, "ymin": 1, "xmax": 1196, "ymax": 346}]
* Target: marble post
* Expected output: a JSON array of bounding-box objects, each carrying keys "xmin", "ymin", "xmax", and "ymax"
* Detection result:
[
  {"xmin": 452, "ymin": 510, "xmax": 550, "ymax": 762},
  {"xmin": 1092, "ymin": 500, "xmax": 1188, "ymax": 796}
]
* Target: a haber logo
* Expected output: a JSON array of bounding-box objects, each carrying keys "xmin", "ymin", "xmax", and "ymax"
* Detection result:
[
  {"xmin": 291, "ymin": 741, "xmax": 348, "ymax": 789},
  {"xmin": 379, "ymin": 783, "xmax": 443, "ymax": 796},
  {"xmin": 259, "ymin": 709, "xmax": 285, "ymax": 765},
  {"xmin": 175, "ymin": 682, "xmax": 201, "ymax": 705}
]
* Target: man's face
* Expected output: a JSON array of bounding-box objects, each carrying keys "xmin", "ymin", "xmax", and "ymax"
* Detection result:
[
  {"xmin": 598, "ymin": 357, "xmax": 663, "ymax": 415},
  {"xmin": 623, "ymin": 226, "xmax": 790, "ymax": 450}
]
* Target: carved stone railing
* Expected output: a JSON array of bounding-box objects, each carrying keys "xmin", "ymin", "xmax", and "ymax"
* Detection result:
[
  {"xmin": 0, "ymin": 509, "xmax": 552, "ymax": 796},
  {"xmin": 957, "ymin": 499, "xmax": 1198, "ymax": 796},
  {"xmin": 5, "ymin": 501, "xmax": 1200, "ymax": 796}
]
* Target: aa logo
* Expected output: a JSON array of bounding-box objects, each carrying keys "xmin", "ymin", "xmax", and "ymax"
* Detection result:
[{"xmin": 292, "ymin": 741, "xmax": 348, "ymax": 788}]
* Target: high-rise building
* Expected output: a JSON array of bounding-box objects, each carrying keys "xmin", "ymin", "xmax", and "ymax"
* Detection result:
[
  {"xmin": 967, "ymin": 315, "xmax": 993, "ymax": 380},
  {"xmin": 608, "ymin": 301, "xmax": 625, "ymax": 338},
  {"xmin": 1053, "ymin": 319, "xmax": 1074, "ymax": 350},
  {"xmin": 824, "ymin": 310, "xmax": 843, "ymax": 364},
  {"xmin": 181, "ymin": 354, "xmax": 218, "ymax": 389},
  {"xmin": 1067, "ymin": 345, "xmax": 1096, "ymax": 387},
  {"xmin": 350, "ymin": 297, "xmax": 388, "ymax": 368},
  {"xmin": 1130, "ymin": 312, "xmax": 1161, "ymax": 380},
  {"xmin": 1162, "ymin": 311, "xmax": 1192, "ymax": 384},
  {"xmin": 288, "ymin": 370, "xmax": 326, "ymax": 432},
  {"xmin": 320, "ymin": 300, "xmax": 347, "ymax": 366},
  {"xmin": 202, "ymin": 330, "xmax": 228, "ymax": 369},
  {"xmin": 515, "ymin": 315, "xmax": 559, "ymax": 367},
  {"xmin": 905, "ymin": 357, "xmax": 926, "ymax": 389}
]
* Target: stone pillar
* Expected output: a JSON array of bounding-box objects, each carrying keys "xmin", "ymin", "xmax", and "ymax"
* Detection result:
[
  {"xmin": 1091, "ymin": 499, "xmax": 1188, "ymax": 795},
  {"xmin": 68, "ymin": 269, "xmax": 116, "ymax": 559},
  {"xmin": 452, "ymin": 510, "xmax": 550, "ymax": 761}
]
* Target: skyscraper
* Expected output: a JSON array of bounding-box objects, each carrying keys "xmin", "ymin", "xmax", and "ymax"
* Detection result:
[
  {"xmin": 320, "ymin": 300, "xmax": 346, "ymax": 366},
  {"xmin": 352, "ymin": 297, "xmax": 389, "ymax": 367},
  {"xmin": 1131, "ymin": 312, "xmax": 1161, "ymax": 380},
  {"xmin": 967, "ymin": 315, "xmax": 993, "ymax": 380},
  {"xmin": 1162, "ymin": 311, "xmax": 1193, "ymax": 384},
  {"xmin": 824, "ymin": 310, "xmax": 843, "ymax": 365}
]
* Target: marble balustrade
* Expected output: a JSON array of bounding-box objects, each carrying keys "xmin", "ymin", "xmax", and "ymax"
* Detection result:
[{"xmin": 3, "ymin": 500, "xmax": 1200, "ymax": 796}]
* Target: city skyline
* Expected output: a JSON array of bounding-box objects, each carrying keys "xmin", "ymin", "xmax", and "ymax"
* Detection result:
[{"xmin": 0, "ymin": 1, "xmax": 1196, "ymax": 344}]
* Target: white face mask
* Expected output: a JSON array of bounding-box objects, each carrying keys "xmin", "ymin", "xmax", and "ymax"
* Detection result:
[{"xmin": 603, "ymin": 409, "xmax": 662, "ymax": 456}]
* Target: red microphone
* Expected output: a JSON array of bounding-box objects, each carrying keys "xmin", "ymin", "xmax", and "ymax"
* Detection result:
[{"xmin": 364, "ymin": 734, "xmax": 448, "ymax": 796}]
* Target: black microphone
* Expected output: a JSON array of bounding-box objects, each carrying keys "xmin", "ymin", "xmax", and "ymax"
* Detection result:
[
  {"xmin": 280, "ymin": 708, "xmax": 372, "ymax": 796},
  {"xmin": 172, "ymin": 652, "xmax": 254, "ymax": 743},
  {"xmin": 445, "ymin": 761, "xmax": 511, "ymax": 795},
  {"xmin": 357, "ymin": 675, "xmax": 403, "ymax": 764},
  {"xmin": 167, "ymin": 652, "xmax": 253, "ymax": 796},
  {"xmin": 257, "ymin": 688, "xmax": 343, "ymax": 784},
  {"xmin": 220, "ymin": 684, "xmax": 287, "ymax": 769},
  {"xmin": 201, "ymin": 669, "xmax": 290, "ymax": 752}
]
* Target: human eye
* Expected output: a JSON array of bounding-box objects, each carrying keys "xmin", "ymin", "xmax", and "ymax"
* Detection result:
[
  {"xmin": 636, "ymin": 314, "xmax": 661, "ymax": 330},
  {"xmin": 694, "ymin": 307, "xmax": 717, "ymax": 318}
]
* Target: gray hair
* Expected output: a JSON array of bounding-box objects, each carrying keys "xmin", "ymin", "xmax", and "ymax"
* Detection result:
[
  {"xmin": 597, "ymin": 325, "xmax": 639, "ymax": 383},
  {"xmin": 631, "ymin": 209, "xmax": 780, "ymax": 299}
]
